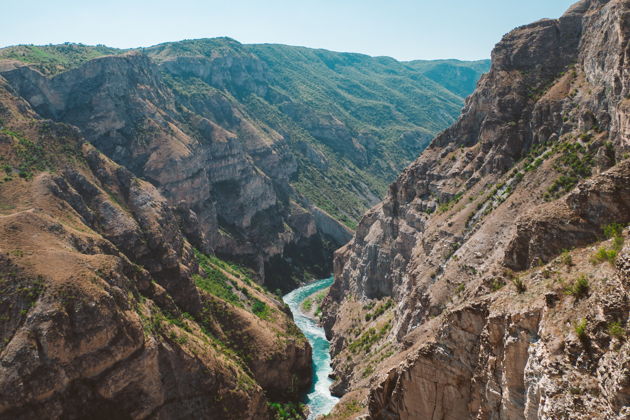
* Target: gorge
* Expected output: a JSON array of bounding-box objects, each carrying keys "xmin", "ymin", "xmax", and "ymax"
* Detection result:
[
  {"xmin": 1, "ymin": 0, "xmax": 629, "ymax": 419},
  {"xmin": 0, "ymin": 36, "xmax": 485, "ymax": 419}
]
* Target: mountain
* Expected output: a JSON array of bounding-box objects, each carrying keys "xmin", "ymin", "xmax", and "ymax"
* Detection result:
[
  {"xmin": 0, "ymin": 79, "xmax": 311, "ymax": 419},
  {"xmin": 0, "ymin": 39, "xmax": 488, "ymax": 419},
  {"xmin": 322, "ymin": 0, "xmax": 630, "ymax": 418},
  {"xmin": 0, "ymin": 40, "xmax": 488, "ymax": 292}
]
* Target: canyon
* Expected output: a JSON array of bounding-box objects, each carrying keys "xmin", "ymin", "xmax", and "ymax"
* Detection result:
[
  {"xmin": 1, "ymin": 0, "xmax": 629, "ymax": 418},
  {"xmin": 0, "ymin": 37, "xmax": 484, "ymax": 419}
]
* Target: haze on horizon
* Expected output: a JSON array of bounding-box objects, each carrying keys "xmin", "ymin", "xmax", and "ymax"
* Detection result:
[{"xmin": 2, "ymin": 0, "xmax": 576, "ymax": 61}]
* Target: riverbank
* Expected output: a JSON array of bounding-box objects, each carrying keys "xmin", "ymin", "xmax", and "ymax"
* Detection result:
[
  {"xmin": 283, "ymin": 278, "xmax": 339, "ymax": 420},
  {"xmin": 299, "ymin": 285, "xmax": 330, "ymax": 321}
]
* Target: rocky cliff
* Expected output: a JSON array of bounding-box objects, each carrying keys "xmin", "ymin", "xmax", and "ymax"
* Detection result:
[
  {"xmin": 0, "ymin": 78, "xmax": 311, "ymax": 419},
  {"xmin": 0, "ymin": 40, "xmax": 488, "ymax": 291},
  {"xmin": 0, "ymin": 51, "xmax": 336, "ymax": 293},
  {"xmin": 323, "ymin": 0, "xmax": 630, "ymax": 418},
  {"xmin": 0, "ymin": 37, "xmax": 489, "ymax": 420}
]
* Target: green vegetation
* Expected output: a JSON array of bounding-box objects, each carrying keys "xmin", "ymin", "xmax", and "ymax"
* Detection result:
[
  {"xmin": 251, "ymin": 298, "xmax": 271, "ymax": 320},
  {"xmin": 348, "ymin": 321, "xmax": 391, "ymax": 354},
  {"xmin": 607, "ymin": 321, "xmax": 625, "ymax": 339},
  {"xmin": 591, "ymin": 247, "xmax": 618, "ymax": 265},
  {"xmin": 602, "ymin": 223, "xmax": 624, "ymax": 240},
  {"xmin": 193, "ymin": 250, "xmax": 274, "ymax": 320},
  {"xmin": 0, "ymin": 43, "xmax": 121, "ymax": 75},
  {"xmin": 591, "ymin": 223, "xmax": 625, "ymax": 265},
  {"xmin": 565, "ymin": 274, "xmax": 590, "ymax": 299},
  {"xmin": 300, "ymin": 287, "xmax": 328, "ymax": 317},
  {"xmin": 491, "ymin": 279, "xmax": 506, "ymax": 291},
  {"xmin": 301, "ymin": 297, "xmax": 313, "ymax": 312},
  {"xmin": 205, "ymin": 254, "xmax": 257, "ymax": 287},
  {"xmin": 511, "ymin": 277, "xmax": 526, "ymax": 294},
  {"xmin": 437, "ymin": 193, "xmax": 463, "ymax": 214},
  {"xmin": 0, "ymin": 129, "xmax": 53, "ymax": 180},
  {"xmin": 364, "ymin": 298, "xmax": 394, "ymax": 321},
  {"xmin": 322, "ymin": 399, "xmax": 363, "ymax": 419},
  {"xmin": 560, "ymin": 250, "xmax": 574, "ymax": 267},
  {"xmin": 268, "ymin": 401, "xmax": 306, "ymax": 420},
  {"xmin": 194, "ymin": 251, "xmax": 241, "ymax": 305},
  {"xmin": 574, "ymin": 318, "xmax": 588, "ymax": 340},
  {"xmin": 544, "ymin": 140, "xmax": 595, "ymax": 200}
]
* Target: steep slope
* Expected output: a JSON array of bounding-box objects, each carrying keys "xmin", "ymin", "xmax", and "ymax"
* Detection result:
[
  {"xmin": 322, "ymin": 0, "xmax": 630, "ymax": 418},
  {"xmin": 147, "ymin": 40, "xmax": 490, "ymax": 227},
  {"xmin": 0, "ymin": 51, "xmax": 341, "ymax": 292},
  {"xmin": 0, "ymin": 40, "xmax": 488, "ymax": 291},
  {"xmin": 0, "ymin": 78, "xmax": 310, "ymax": 419},
  {"xmin": 407, "ymin": 59, "xmax": 492, "ymax": 98}
]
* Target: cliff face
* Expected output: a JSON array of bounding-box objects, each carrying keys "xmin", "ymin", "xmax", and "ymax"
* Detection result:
[
  {"xmin": 323, "ymin": 0, "xmax": 630, "ymax": 418},
  {"xmin": 0, "ymin": 79, "xmax": 310, "ymax": 419},
  {"xmin": 0, "ymin": 41, "xmax": 489, "ymax": 291},
  {"xmin": 0, "ymin": 37, "xmax": 489, "ymax": 420},
  {"xmin": 0, "ymin": 52, "xmax": 347, "ymax": 292}
]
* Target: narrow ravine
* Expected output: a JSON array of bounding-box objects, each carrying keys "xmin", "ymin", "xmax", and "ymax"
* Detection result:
[{"xmin": 283, "ymin": 277, "xmax": 339, "ymax": 420}]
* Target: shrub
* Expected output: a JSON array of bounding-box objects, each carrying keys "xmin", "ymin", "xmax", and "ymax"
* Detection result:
[
  {"xmin": 565, "ymin": 274, "xmax": 589, "ymax": 299},
  {"xmin": 511, "ymin": 277, "xmax": 526, "ymax": 293},
  {"xmin": 348, "ymin": 321, "xmax": 391, "ymax": 354},
  {"xmin": 193, "ymin": 251, "xmax": 240, "ymax": 305},
  {"xmin": 607, "ymin": 321, "xmax": 625, "ymax": 339},
  {"xmin": 603, "ymin": 223, "xmax": 624, "ymax": 239},
  {"xmin": 545, "ymin": 141, "xmax": 594, "ymax": 200},
  {"xmin": 560, "ymin": 250, "xmax": 574, "ymax": 267},
  {"xmin": 437, "ymin": 193, "xmax": 463, "ymax": 214},
  {"xmin": 456, "ymin": 283, "xmax": 465, "ymax": 294},
  {"xmin": 268, "ymin": 401, "xmax": 306, "ymax": 420},
  {"xmin": 252, "ymin": 298, "xmax": 271, "ymax": 320},
  {"xmin": 491, "ymin": 279, "xmax": 505, "ymax": 291},
  {"xmin": 590, "ymin": 247, "xmax": 617, "ymax": 265},
  {"xmin": 574, "ymin": 318, "xmax": 588, "ymax": 339}
]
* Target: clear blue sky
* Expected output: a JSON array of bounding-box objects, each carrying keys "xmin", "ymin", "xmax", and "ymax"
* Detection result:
[{"xmin": 2, "ymin": 0, "xmax": 576, "ymax": 61}]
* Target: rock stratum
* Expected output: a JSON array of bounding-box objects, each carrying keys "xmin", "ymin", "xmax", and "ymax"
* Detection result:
[
  {"xmin": 0, "ymin": 79, "xmax": 311, "ymax": 419},
  {"xmin": 0, "ymin": 40, "xmax": 487, "ymax": 292},
  {"xmin": 0, "ymin": 38, "xmax": 486, "ymax": 419},
  {"xmin": 323, "ymin": 0, "xmax": 630, "ymax": 419}
]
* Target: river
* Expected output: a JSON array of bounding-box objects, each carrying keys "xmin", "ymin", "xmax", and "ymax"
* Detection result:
[{"xmin": 283, "ymin": 277, "xmax": 339, "ymax": 420}]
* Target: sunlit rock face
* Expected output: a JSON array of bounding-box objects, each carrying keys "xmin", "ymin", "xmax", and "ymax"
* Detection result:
[{"xmin": 322, "ymin": 0, "xmax": 630, "ymax": 418}]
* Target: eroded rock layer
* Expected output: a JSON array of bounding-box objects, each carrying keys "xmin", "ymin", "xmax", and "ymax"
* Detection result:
[
  {"xmin": 0, "ymin": 41, "xmax": 488, "ymax": 291},
  {"xmin": 0, "ymin": 79, "xmax": 310, "ymax": 419},
  {"xmin": 323, "ymin": 0, "xmax": 630, "ymax": 418}
]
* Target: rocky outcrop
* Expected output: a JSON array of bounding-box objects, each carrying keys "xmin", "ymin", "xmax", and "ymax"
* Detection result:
[
  {"xmin": 323, "ymin": 0, "xmax": 630, "ymax": 418},
  {"xmin": 0, "ymin": 51, "xmax": 337, "ymax": 291},
  {"xmin": 0, "ymin": 79, "xmax": 310, "ymax": 419},
  {"xmin": 505, "ymin": 160, "xmax": 630, "ymax": 270},
  {"xmin": 369, "ymin": 238, "xmax": 630, "ymax": 419}
]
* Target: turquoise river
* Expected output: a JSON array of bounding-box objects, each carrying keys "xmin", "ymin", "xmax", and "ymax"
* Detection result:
[{"xmin": 283, "ymin": 277, "xmax": 339, "ymax": 419}]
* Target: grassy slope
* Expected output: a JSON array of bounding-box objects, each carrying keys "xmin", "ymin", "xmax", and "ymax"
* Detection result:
[
  {"xmin": 245, "ymin": 46, "xmax": 488, "ymax": 227},
  {"xmin": 0, "ymin": 43, "xmax": 122, "ymax": 75}
]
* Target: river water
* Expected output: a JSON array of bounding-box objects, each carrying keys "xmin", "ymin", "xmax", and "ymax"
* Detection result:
[{"xmin": 283, "ymin": 277, "xmax": 339, "ymax": 419}]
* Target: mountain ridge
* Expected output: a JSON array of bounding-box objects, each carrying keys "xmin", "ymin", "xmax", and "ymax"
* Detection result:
[{"xmin": 0, "ymin": 39, "xmax": 489, "ymax": 291}]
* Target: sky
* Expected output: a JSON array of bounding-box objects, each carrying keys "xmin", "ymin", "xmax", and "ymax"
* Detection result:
[{"xmin": 1, "ymin": 0, "xmax": 577, "ymax": 61}]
